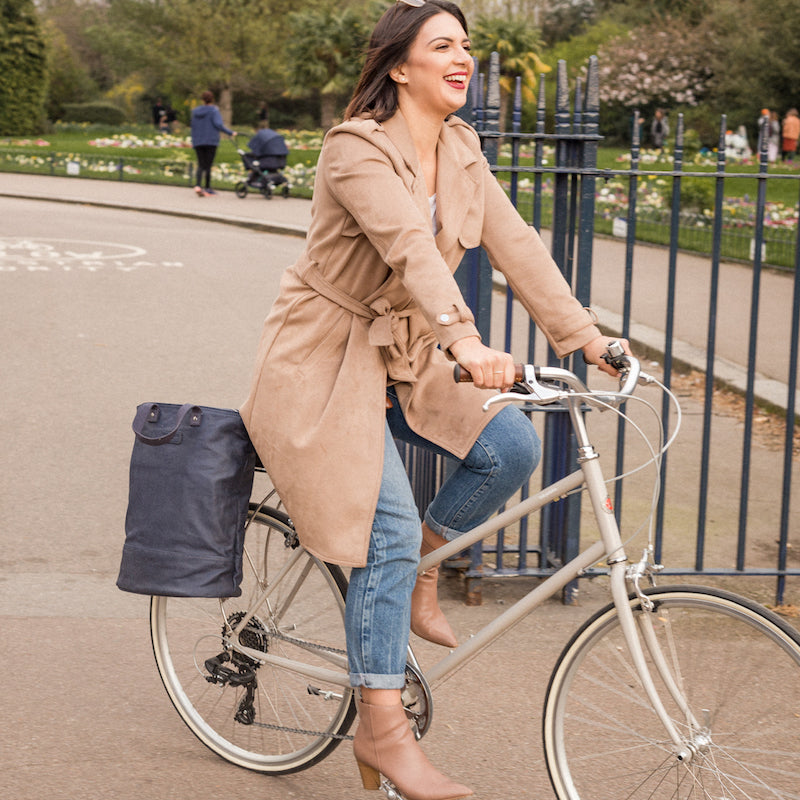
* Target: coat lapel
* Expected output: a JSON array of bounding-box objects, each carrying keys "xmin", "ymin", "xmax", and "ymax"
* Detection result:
[
  {"xmin": 434, "ymin": 119, "xmax": 482, "ymax": 255},
  {"xmin": 381, "ymin": 112, "xmax": 483, "ymax": 258},
  {"xmin": 381, "ymin": 113, "xmax": 430, "ymax": 222}
]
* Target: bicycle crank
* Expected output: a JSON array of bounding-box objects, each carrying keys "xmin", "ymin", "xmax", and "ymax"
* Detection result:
[{"xmin": 402, "ymin": 661, "xmax": 433, "ymax": 739}]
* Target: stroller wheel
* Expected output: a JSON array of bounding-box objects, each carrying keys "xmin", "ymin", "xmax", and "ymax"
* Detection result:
[
  {"xmin": 281, "ymin": 185, "xmax": 290, "ymax": 198},
  {"xmin": 234, "ymin": 182, "xmax": 248, "ymax": 199},
  {"xmin": 261, "ymin": 184, "xmax": 273, "ymax": 199}
]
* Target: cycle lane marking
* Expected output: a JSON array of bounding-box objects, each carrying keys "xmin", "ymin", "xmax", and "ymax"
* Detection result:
[{"xmin": 0, "ymin": 237, "xmax": 184, "ymax": 273}]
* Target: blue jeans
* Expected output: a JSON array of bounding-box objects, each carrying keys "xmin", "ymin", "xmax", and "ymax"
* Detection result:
[{"xmin": 345, "ymin": 399, "xmax": 541, "ymax": 688}]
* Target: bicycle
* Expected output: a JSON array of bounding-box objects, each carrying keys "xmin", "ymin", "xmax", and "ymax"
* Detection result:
[{"xmin": 149, "ymin": 344, "xmax": 800, "ymax": 799}]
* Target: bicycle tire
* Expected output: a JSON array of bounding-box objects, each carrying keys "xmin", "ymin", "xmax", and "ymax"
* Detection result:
[
  {"xmin": 543, "ymin": 584, "xmax": 800, "ymax": 800},
  {"xmin": 150, "ymin": 504, "xmax": 356, "ymax": 774}
]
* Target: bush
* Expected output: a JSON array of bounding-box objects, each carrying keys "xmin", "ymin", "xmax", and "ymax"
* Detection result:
[
  {"xmin": 61, "ymin": 102, "xmax": 127, "ymax": 125},
  {"xmin": 0, "ymin": 0, "xmax": 48, "ymax": 135},
  {"xmin": 680, "ymin": 176, "xmax": 714, "ymax": 212}
]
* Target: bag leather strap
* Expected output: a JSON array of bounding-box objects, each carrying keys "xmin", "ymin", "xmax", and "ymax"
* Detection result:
[{"xmin": 132, "ymin": 403, "xmax": 202, "ymax": 445}]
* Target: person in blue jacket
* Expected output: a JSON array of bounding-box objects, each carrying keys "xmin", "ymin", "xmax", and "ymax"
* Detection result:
[{"xmin": 190, "ymin": 90, "xmax": 236, "ymax": 196}]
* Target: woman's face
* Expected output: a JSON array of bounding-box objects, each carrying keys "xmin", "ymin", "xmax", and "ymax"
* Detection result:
[{"xmin": 391, "ymin": 12, "xmax": 473, "ymax": 119}]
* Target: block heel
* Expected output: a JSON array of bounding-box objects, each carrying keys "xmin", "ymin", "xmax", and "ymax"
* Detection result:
[{"xmin": 357, "ymin": 759, "xmax": 381, "ymax": 790}]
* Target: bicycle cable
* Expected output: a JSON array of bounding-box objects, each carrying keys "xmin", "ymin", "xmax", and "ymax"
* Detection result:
[{"xmin": 555, "ymin": 372, "xmax": 682, "ymax": 552}]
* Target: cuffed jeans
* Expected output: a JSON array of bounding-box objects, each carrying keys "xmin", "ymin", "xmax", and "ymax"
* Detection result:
[{"xmin": 346, "ymin": 397, "xmax": 541, "ymax": 688}]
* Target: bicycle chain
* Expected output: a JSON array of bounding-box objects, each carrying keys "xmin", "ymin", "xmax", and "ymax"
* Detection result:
[
  {"xmin": 249, "ymin": 719, "xmax": 354, "ymax": 740},
  {"xmin": 264, "ymin": 627, "xmax": 348, "ymax": 656}
]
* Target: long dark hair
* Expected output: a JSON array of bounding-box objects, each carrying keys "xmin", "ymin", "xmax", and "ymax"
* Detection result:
[{"xmin": 345, "ymin": 0, "xmax": 469, "ymax": 122}]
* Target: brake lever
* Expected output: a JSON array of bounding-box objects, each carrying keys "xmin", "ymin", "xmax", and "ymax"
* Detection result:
[{"xmin": 482, "ymin": 365, "xmax": 564, "ymax": 411}]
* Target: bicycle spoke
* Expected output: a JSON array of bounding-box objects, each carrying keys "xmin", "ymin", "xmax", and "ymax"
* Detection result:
[{"xmin": 544, "ymin": 586, "xmax": 800, "ymax": 800}]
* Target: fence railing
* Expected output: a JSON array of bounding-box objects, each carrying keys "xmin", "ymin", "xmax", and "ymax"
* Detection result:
[
  {"xmin": 0, "ymin": 147, "xmax": 197, "ymax": 185},
  {"xmin": 443, "ymin": 54, "xmax": 800, "ymax": 606}
]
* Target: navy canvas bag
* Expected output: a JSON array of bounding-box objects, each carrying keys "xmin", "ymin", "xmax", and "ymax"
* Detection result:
[{"xmin": 118, "ymin": 403, "xmax": 256, "ymax": 597}]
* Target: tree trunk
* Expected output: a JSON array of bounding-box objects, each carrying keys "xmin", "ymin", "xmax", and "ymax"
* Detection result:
[
  {"xmin": 320, "ymin": 92, "xmax": 340, "ymax": 131},
  {"xmin": 219, "ymin": 87, "xmax": 233, "ymax": 127}
]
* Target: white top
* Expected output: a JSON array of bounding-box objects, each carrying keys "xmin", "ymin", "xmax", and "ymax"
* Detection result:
[{"xmin": 429, "ymin": 194, "xmax": 439, "ymax": 235}]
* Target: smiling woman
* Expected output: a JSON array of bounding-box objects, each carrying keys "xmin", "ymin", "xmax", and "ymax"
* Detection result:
[{"xmin": 240, "ymin": 2, "xmax": 622, "ymax": 798}]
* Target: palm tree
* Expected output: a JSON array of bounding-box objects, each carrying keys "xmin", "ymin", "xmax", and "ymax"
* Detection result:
[
  {"xmin": 284, "ymin": 6, "xmax": 373, "ymax": 130},
  {"xmin": 471, "ymin": 15, "xmax": 551, "ymax": 127}
]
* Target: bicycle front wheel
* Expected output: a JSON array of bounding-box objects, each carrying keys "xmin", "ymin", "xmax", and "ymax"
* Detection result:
[
  {"xmin": 150, "ymin": 505, "xmax": 355, "ymax": 774},
  {"xmin": 543, "ymin": 585, "xmax": 800, "ymax": 800}
]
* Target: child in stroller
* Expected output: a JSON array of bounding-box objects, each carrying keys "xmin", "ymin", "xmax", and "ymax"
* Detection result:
[{"xmin": 235, "ymin": 128, "xmax": 290, "ymax": 199}]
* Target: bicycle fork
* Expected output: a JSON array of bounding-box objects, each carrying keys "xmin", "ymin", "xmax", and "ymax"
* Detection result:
[{"xmin": 574, "ymin": 408, "xmax": 704, "ymax": 764}]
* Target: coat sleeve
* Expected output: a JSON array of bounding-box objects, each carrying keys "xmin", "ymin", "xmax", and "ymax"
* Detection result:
[
  {"xmin": 477, "ymin": 155, "xmax": 601, "ymax": 357},
  {"xmin": 212, "ymin": 107, "xmax": 233, "ymax": 136}
]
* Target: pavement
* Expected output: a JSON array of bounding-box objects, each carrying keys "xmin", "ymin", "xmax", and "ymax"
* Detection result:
[
  {"xmin": 2, "ymin": 171, "xmax": 796, "ymax": 416},
  {"xmin": 1, "ymin": 172, "xmax": 798, "ymax": 800}
]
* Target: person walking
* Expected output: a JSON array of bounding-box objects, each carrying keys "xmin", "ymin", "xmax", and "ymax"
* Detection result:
[
  {"xmin": 190, "ymin": 90, "xmax": 235, "ymax": 196},
  {"xmin": 240, "ymin": 2, "xmax": 630, "ymax": 798}
]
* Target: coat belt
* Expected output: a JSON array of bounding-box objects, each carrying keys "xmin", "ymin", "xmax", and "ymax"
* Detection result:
[{"xmin": 302, "ymin": 265, "xmax": 417, "ymax": 382}]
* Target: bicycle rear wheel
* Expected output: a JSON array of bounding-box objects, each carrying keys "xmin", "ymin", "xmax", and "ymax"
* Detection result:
[
  {"xmin": 543, "ymin": 585, "xmax": 800, "ymax": 800},
  {"xmin": 150, "ymin": 505, "xmax": 355, "ymax": 774}
]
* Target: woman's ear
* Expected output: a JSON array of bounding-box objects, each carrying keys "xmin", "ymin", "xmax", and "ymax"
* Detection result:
[{"xmin": 389, "ymin": 66, "xmax": 408, "ymax": 84}]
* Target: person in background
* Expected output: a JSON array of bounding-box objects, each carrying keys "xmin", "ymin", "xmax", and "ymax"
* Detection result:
[
  {"xmin": 651, "ymin": 108, "xmax": 669, "ymax": 154},
  {"xmin": 152, "ymin": 97, "xmax": 166, "ymax": 129},
  {"xmin": 763, "ymin": 109, "xmax": 781, "ymax": 163},
  {"xmin": 781, "ymin": 108, "xmax": 799, "ymax": 162},
  {"xmin": 190, "ymin": 90, "xmax": 236, "ymax": 196},
  {"xmin": 240, "ymin": 1, "xmax": 631, "ymax": 798}
]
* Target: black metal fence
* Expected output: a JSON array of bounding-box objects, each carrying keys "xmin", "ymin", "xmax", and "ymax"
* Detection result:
[{"xmin": 421, "ymin": 53, "xmax": 800, "ymax": 606}]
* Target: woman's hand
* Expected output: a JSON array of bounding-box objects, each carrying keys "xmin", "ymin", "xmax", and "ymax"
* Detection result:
[
  {"xmin": 450, "ymin": 336, "xmax": 515, "ymax": 390},
  {"xmin": 582, "ymin": 335, "xmax": 633, "ymax": 377}
]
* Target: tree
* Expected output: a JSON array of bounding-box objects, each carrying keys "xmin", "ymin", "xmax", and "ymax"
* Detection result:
[
  {"xmin": 696, "ymin": 0, "xmax": 800, "ymax": 127},
  {"xmin": 284, "ymin": 3, "xmax": 375, "ymax": 129},
  {"xmin": 595, "ymin": 20, "xmax": 711, "ymax": 113},
  {"xmin": 41, "ymin": 18, "xmax": 98, "ymax": 120},
  {"xmin": 82, "ymin": 0, "xmax": 291, "ymax": 125},
  {"xmin": 471, "ymin": 15, "xmax": 551, "ymax": 126},
  {"xmin": 594, "ymin": 0, "xmax": 712, "ymax": 27},
  {"xmin": 0, "ymin": 0, "xmax": 48, "ymax": 134},
  {"xmin": 540, "ymin": 0, "xmax": 596, "ymax": 47}
]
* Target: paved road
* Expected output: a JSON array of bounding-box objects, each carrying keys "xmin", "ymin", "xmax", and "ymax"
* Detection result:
[
  {"xmin": 1, "ymin": 177, "xmax": 797, "ymax": 799},
  {"xmin": 3, "ymin": 172, "xmax": 796, "ymax": 413},
  {"xmin": 1, "ymin": 194, "xmax": 610, "ymax": 800}
]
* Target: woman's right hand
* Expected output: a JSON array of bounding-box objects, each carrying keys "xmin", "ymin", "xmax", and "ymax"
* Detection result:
[{"xmin": 449, "ymin": 336, "xmax": 515, "ymax": 390}]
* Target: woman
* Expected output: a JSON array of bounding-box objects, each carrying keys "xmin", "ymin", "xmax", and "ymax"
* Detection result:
[
  {"xmin": 241, "ymin": 2, "xmax": 626, "ymax": 797},
  {"xmin": 190, "ymin": 90, "xmax": 235, "ymax": 196}
]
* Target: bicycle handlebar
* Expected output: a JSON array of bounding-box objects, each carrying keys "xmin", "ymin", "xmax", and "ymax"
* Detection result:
[{"xmin": 453, "ymin": 341, "xmax": 645, "ymax": 409}]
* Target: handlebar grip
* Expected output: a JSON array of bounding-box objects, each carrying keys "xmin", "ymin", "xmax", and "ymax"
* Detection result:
[{"xmin": 453, "ymin": 364, "xmax": 526, "ymax": 383}]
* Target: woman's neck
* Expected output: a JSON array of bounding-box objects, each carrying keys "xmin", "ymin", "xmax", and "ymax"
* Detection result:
[{"xmin": 400, "ymin": 103, "xmax": 443, "ymax": 195}]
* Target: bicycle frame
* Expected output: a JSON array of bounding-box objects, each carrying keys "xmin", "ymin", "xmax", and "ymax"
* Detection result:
[{"xmin": 228, "ymin": 369, "xmax": 694, "ymax": 758}]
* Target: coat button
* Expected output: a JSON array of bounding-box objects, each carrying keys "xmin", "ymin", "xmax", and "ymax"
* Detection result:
[{"xmin": 439, "ymin": 313, "xmax": 450, "ymax": 323}]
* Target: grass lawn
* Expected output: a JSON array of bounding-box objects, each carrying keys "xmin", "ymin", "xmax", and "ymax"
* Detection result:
[
  {"xmin": 0, "ymin": 124, "xmax": 322, "ymax": 196},
  {"xmin": 2, "ymin": 124, "xmax": 798, "ymax": 267}
]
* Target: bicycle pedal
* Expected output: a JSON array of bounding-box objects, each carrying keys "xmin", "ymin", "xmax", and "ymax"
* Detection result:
[{"xmin": 380, "ymin": 777, "xmax": 405, "ymax": 800}]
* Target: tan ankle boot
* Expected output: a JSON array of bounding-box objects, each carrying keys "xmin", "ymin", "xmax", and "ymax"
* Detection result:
[
  {"xmin": 352, "ymin": 699, "xmax": 473, "ymax": 800},
  {"xmin": 410, "ymin": 524, "xmax": 458, "ymax": 648}
]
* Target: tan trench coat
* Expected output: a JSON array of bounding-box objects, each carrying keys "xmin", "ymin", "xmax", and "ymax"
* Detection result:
[{"xmin": 240, "ymin": 111, "xmax": 601, "ymax": 567}]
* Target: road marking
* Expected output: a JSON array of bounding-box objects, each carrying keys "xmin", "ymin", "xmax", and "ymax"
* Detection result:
[{"xmin": 0, "ymin": 237, "xmax": 184, "ymax": 273}]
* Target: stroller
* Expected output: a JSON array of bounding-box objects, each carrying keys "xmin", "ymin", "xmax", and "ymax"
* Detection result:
[{"xmin": 235, "ymin": 129, "xmax": 290, "ymax": 199}]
